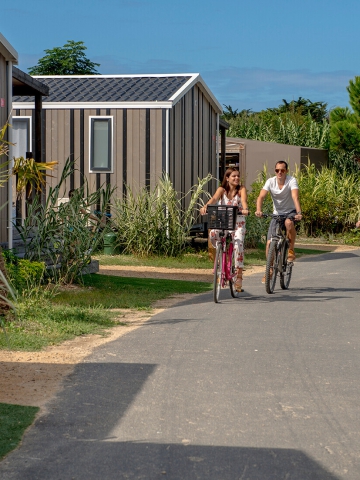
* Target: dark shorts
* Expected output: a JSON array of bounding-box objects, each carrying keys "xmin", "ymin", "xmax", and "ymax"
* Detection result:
[{"xmin": 267, "ymin": 210, "xmax": 296, "ymax": 240}]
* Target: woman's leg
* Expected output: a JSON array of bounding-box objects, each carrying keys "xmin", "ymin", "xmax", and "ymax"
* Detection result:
[
  {"xmin": 209, "ymin": 229, "xmax": 221, "ymax": 248},
  {"xmin": 233, "ymin": 220, "xmax": 246, "ymax": 290}
]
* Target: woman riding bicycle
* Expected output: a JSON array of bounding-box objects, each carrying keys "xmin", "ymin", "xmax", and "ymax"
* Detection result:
[{"xmin": 200, "ymin": 167, "xmax": 249, "ymax": 292}]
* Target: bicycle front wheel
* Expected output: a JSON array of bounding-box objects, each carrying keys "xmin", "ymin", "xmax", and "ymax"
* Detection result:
[
  {"xmin": 265, "ymin": 240, "xmax": 279, "ymax": 294},
  {"xmin": 213, "ymin": 243, "xmax": 223, "ymax": 303},
  {"xmin": 280, "ymin": 241, "xmax": 293, "ymax": 290},
  {"xmin": 229, "ymin": 243, "xmax": 241, "ymax": 298}
]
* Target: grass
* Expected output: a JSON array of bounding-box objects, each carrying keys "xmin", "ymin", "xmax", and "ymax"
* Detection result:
[
  {"xmin": 95, "ymin": 243, "xmax": 330, "ymax": 269},
  {"xmin": 0, "ymin": 302, "xmax": 119, "ymax": 351},
  {"xmin": 93, "ymin": 251, "xmax": 213, "ymax": 269},
  {"xmin": 54, "ymin": 274, "xmax": 212, "ymax": 309},
  {"xmin": 1, "ymin": 275, "xmax": 212, "ymax": 351},
  {"xmin": 0, "ymin": 403, "xmax": 39, "ymax": 459}
]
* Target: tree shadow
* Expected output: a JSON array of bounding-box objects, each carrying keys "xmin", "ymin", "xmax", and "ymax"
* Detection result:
[
  {"xmin": 0, "ymin": 362, "xmax": 341, "ymax": 480},
  {"xmin": 299, "ymin": 251, "xmax": 360, "ymax": 262}
]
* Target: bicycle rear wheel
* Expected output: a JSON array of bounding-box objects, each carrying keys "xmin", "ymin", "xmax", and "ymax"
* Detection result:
[
  {"xmin": 213, "ymin": 243, "xmax": 222, "ymax": 303},
  {"xmin": 265, "ymin": 240, "xmax": 279, "ymax": 294},
  {"xmin": 229, "ymin": 243, "xmax": 241, "ymax": 298},
  {"xmin": 280, "ymin": 241, "xmax": 293, "ymax": 289}
]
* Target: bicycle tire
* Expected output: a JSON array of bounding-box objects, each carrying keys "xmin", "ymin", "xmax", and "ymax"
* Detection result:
[
  {"xmin": 280, "ymin": 241, "xmax": 293, "ymax": 289},
  {"xmin": 213, "ymin": 243, "xmax": 222, "ymax": 303},
  {"xmin": 229, "ymin": 243, "xmax": 241, "ymax": 298},
  {"xmin": 265, "ymin": 240, "xmax": 279, "ymax": 294}
]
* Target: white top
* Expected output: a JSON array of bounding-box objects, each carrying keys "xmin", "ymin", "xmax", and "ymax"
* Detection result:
[
  {"xmin": 263, "ymin": 175, "xmax": 299, "ymax": 214},
  {"xmin": 219, "ymin": 191, "xmax": 245, "ymax": 219}
]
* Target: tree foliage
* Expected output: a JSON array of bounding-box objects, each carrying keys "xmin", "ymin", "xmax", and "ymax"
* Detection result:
[
  {"xmin": 330, "ymin": 76, "xmax": 360, "ymax": 158},
  {"xmin": 28, "ymin": 40, "xmax": 100, "ymax": 75},
  {"xmin": 222, "ymin": 98, "xmax": 330, "ymax": 149}
]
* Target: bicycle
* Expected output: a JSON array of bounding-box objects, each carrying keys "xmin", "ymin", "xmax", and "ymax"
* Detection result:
[
  {"xmin": 261, "ymin": 213, "xmax": 295, "ymax": 294},
  {"xmin": 208, "ymin": 205, "xmax": 245, "ymax": 303}
]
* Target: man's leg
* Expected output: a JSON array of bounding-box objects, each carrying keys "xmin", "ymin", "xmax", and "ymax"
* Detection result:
[{"xmin": 285, "ymin": 218, "xmax": 296, "ymax": 260}]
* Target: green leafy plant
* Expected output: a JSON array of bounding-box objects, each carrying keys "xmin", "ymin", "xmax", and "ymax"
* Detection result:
[
  {"xmin": 14, "ymin": 158, "xmax": 115, "ymax": 284},
  {"xmin": 5, "ymin": 257, "xmax": 45, "ymax": 294}
]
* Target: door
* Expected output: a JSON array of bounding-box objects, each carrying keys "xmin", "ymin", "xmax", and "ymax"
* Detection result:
[{"xmin": 12, "ymin": 117, "xmax": 32, "ymax": 225}]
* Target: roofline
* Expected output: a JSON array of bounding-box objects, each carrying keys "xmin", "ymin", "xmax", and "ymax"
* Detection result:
[
  {"xmin": 0, "ymin": 33, "xmax": 18, "ymax": 63},
  {"xmin": 32, "ymin": 73, "xmax": 198, "ymax": 79},
  {"xmin": 30, "ymin": 73, "xmax": 223, "ymax": 113},
  {"xmin": 13, "ymin": 67, "xmax": 49, "ymax": 96},
  {"xmin": 13, "ymin": 101, "xmax": 174, "ymax": 110},
  {"xmin": 169, "ymin": 73, "xmax": 222, "ymax": 113}
]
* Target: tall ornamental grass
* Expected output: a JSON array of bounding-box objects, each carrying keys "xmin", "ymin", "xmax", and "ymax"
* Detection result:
[
  {"xmin": 296, "ymin": 163, "xmax": 360, "ymax": 236},
  {"xmin": 113, "ymin": 174, "xmax": 213, "ymax": 257},
  {"xmin": 249, "ymin": 163, "xmax": 360, "ymax": 237},
  {"xmin": 227, "ymin": 113, "xmax": 330, "ymax": 149}
]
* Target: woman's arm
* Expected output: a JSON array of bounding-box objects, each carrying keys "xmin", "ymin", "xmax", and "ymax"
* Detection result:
[
  {"xmin": 240, "ymin": 186, "xmax": 249, "ymax": 214},
  {"xmin": 200, "ymin": 187, "xmax": 224, "ymax": 215}
]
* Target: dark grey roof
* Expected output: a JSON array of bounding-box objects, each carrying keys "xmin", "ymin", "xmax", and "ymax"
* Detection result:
[
  {"xmin": 13, "ymin": 75, "xmax": 192, "ymax": 103},
  {"xmin": 12, "ymin": 67, "xmax": 49, "ymax": 97}
]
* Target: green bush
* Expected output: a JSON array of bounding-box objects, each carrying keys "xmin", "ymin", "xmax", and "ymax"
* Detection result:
[{"xmin": 5, "ymin": 257, "xmax": 45, "ymax": 293}]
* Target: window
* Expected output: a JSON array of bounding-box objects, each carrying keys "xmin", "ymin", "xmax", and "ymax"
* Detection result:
[
  {"xmin": 89, "ymin": 117, "xmax": 113, "ymax": 172},
  {"xmin": 12, "ymin": 117, "xmax": 32, "ymax": 158}
]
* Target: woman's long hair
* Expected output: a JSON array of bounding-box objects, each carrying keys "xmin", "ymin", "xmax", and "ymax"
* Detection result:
[{"xmin": 221, "ymin": 167, "xmax": 241, "ymax": 194}]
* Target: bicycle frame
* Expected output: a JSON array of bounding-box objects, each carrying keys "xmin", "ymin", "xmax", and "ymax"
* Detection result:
[
  {"xmin": 264, "ymin": 213, "xmax": 294, "ymax": 293},
  {"xmin": 213, "ymin": 230, "xmax": 240, "ymax": 303},
  {"xmin": 270, "ymin": 221, "xmax": 288, "ymax": 275}
]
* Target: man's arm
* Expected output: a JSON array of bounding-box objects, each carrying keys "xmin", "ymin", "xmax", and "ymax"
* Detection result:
[
  {"xmin": 291, "ymin": 188, "xmax": 302, "ymax": 220},
  {"xmin": 255, "ymin": 189, "xmax": 268, "ymax": 216}
]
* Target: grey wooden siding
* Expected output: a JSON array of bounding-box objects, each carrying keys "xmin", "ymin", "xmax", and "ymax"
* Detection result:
[
  {"xmin": 13, "ymin": 84, "xmax": 219, "ymax": 214},
  {"xmin": 14, "ymin": 106, "xmax": 167, "ymax": 202},
  {"xmin": 169, "ymin": 85, "xmax": 218, "ymax": 206}
]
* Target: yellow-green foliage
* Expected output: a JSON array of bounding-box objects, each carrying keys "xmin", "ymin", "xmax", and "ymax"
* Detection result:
[{"xmin": 6, "ymin": 259, "xmax": 45, "ymax": 293}]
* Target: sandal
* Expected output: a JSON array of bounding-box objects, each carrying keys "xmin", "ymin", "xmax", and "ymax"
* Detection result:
[{"xmin": 235, "ymin": 278, "xmax": 244, "ymax": 292}]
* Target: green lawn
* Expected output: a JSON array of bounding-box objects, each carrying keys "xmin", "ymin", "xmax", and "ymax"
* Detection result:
[
  {"xmin": 54, "ymin": 274, "xmax": 212, "ymax": 309},
  {"xmin": 95, "ymin": 244, "xmax": 329, "ymax": 269},
  {"xmin": 0, "ymin": 403, "xmax": 39, "ymax": 459}
]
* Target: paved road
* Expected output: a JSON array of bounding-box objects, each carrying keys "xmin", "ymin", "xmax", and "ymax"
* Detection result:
[{"xmin": 1, "ymin": 250, "xmax": 360, "ymax": 479}]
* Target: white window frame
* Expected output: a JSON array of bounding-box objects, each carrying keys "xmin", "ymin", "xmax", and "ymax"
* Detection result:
[
  {"xmin": 89, "ymin": 116, "xmax": 113, "ymax": 173},
  {"xmin": 12, "ymin": 116, "xmax": 32, "ymax": 158}
]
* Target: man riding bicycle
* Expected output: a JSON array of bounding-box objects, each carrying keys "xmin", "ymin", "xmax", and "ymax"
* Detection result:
[{"xmin": 255, "ymin": 160, "xmax": 303, "ymax": 283}]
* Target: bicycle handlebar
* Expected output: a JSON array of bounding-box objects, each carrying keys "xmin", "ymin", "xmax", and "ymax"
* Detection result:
[{"xmin": 260, "ymin": 213, "xmax": 298, "ymax": 221}]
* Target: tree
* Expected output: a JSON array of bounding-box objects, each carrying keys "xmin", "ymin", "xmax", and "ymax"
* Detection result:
[
  {"xmin": 330, "ymin": 76, "xmax": 360, "ymax": 156},
  {"xmin": 267, "ymin": 97, "xmax": 328, "ymax": 123},
  {"xmin": 28, "ymin": 40, "xmax": 100, "ymax": 75}
]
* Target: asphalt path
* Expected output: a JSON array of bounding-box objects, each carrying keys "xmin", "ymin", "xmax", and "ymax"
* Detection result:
[{"xmin": 1, "ymin": 249, "xmax": 360, "ymax": 479}]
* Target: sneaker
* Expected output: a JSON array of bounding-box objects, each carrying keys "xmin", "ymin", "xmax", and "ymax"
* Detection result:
[{"xmin": 287, "ymin": 249, "xmax": 296, "ymax": 262}]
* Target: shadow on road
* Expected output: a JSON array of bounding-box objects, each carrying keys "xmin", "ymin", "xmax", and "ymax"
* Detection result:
[
  {"xmin": 299, "ymin": 251, "xmax": 360, "ymax": 262},
  {"xmin": 1, "ymin": 441, "xmax": 340, "ymax": 479},
  {"xmin": 0, "ymin": 362, "xmax": 341, "ymax": 480}
]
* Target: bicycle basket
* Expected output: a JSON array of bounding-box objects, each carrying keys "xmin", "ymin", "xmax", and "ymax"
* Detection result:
[{"xmin": 207, "ymin": 205, "xmax": 238, "ymax": 230}]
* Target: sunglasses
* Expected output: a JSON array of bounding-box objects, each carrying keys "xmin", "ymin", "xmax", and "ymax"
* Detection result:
[{"xmin": 275, "ymin": 168, "xmax": 286, "ymax": 173}]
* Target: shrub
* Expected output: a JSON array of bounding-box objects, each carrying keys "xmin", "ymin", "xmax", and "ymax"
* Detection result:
[{"xmin": 5, "ymin": 258, "xmax": 45, "ymax": 293}]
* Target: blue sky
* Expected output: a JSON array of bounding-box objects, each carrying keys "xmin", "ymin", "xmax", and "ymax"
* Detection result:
[{"xmin": 2, "ymin": 0, "xmax": 359, "ymax": 112}]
